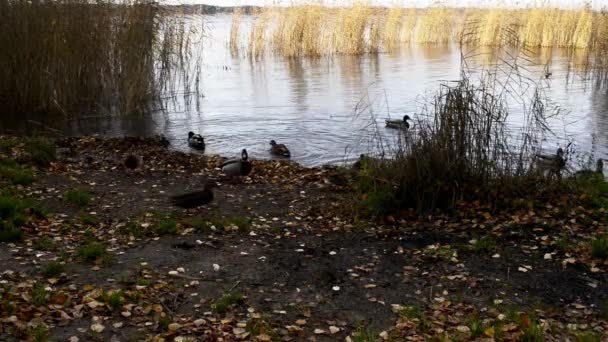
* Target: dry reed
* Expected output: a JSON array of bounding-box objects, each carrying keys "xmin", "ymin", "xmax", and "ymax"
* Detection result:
[
  {"xmin": 415, "ymin": 8, "xmax": 455, "ymax": 45},
  {"xmin": 234, "ymin": 4, "xmax": 607, "ymax": 57},
  {"xmin": 230, "ymin": 7, "xmax": 242, "ymax": 52},
  {"xmin": 0, "ymin": 0, "xmax": 199, "ymax": 120}
]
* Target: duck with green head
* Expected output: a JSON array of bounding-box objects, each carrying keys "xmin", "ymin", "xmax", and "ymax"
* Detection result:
[
  {"xmin": 222, "ymin": 149, "xmax": 252, "ymax": 177},
  {"xmin": 188, "ymin": 131, "xmax": 205, "ymax": 150},
  {"xmin": 386, "ymin": 115, "xmax": 410, "ymax": 130}
]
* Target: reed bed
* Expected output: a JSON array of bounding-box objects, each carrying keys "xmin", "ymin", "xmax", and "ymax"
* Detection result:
[
  {"xmin": 232, "ymin": 4, "xmax": 608, "ymax": 57},
  {"xmin": 0, "ymin": 0, "xmax": 200, "ymax": 120},
  {"xmin": 229, "ymin": 7, "xmax": 242, "ymax": 53},
  {"xmin": 355, "ymin": 45, "xmax": 556, "ymax": 215}
]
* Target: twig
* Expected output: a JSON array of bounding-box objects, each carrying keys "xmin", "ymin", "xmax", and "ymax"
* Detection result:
[
  {"xmin": 168, "ymin": 273, "xmax": 216, "ymax": 282},
  {"xmin": 228, "ymin": 280, "xmax": 241, "ymax": 293}
]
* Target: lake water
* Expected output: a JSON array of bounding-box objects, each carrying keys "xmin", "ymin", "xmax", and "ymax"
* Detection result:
[{"xmin": 20, "ymin": 15, "xmax": 608, "ymax": 167}]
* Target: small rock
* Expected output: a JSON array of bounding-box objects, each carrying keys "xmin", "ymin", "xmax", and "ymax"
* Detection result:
[
  {"xmin": 456, "ymin": 325, "xmax": 470, "ymax": 333},
  {"xmin": 177, "ymin": 267, "xmax": 185, "ymax": 273},
  {"xmin": 90, "ymin": 323, "xmax": 105, "ymax": 333},
  {"xmin": 168, "ymin": 323, "xmax": 181, "ymax": 332},
  {"xmin": 329, "ymin": 326, "xmax": 340, "ymax": 334},
  {"xmin": 213, "ymin": 264, "xmax": 220, "ymax": 272},
  {"xmin": 314, "ymin": 328, "xmax": 326, "ymax": 334}
]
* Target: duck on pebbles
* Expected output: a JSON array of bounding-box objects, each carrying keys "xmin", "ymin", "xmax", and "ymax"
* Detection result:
[
  {"xmin": 535, "ymin": 147, "xmax": 566, "ymax": 178},
  {"xmin": 221, "ymin": 149, "xmax": 252, "ymax": 177},
  {"xmin": 170, "ymin": 180, "xmax": 217, "ymax": 209}
]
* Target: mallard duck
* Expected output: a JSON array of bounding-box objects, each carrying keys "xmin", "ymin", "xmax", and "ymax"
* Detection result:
[
  {"xmin": 270, "ymin": 140, "xmax": 291, "ymax": 158},
  {"xmin": 170, "ymin": 180, "xmax": 217, "ymax": 209},
  {"xmin": 155, "ymin": 134, "xmax": 170, "ymax": 148},
  {"xmin": 352, "ymin": 154, "xmax": 368, "ymax": 170},
  {"xmin": 535, "ymin": 147, "xmax": 566, "ymax": 178},
  {"xmin": 124, "ymin": 154, "xmax": 143, "ymax": 170},
  {"xmin": 386, "ymin": 115, "xmax": 410, "ymax": 129},
  {"xmin": 222, "ymin": 149, "xmax": 252, "ymax": 177},
  {"xmin": 575, "ymin": 159, "xmax": 604, "ymax": 179},
  {"xmin": 188, "ymin": 131, "xmax": 205, "ymax": 150}
]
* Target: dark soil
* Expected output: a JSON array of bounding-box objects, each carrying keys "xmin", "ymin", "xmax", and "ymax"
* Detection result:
[{"xmin": 0, "ymin": 136, "xmax": 607, "ymax": 341}]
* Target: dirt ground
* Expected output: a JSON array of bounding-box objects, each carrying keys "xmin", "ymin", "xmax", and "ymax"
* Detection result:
[{"xmin": 0, "ymin": 136, "xmax": 607, "ymax": 341}]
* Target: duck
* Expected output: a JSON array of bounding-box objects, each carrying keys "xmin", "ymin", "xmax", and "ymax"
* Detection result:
[
  {"xmin": 221, "ymin": 149, "xmax": 252, "ymax": 177},
  {"xmin": 124, "ymin": 154, "xmax": 143, "ymax": 170},
  {"xmin": 154, "ymin": 134, "xmax": 170, "ymax": 148},
  {"xmin": 188, "ymin": 131, "xmax": 205, "ymax": 150},
  {"xmin": 270, "ymin": 140, "xmax": 291, "ymax": 158},
  {"xmin": 386, "ymin": 115, "xmax": 410, "ymax": 130},
  {"xmin": 352, "ymin": 154, "xmax": 368, "ymax": 170},
  {"xmin": 575, "ymin": 159, "xmax": 604, "ymax": 179},
  {"xmin": 170, "ymin": 180, "xmax": 217, "ymax": 209},
  {"xmin": 535, "ymin": 147, "xmax": 566, "ymax": 178}
]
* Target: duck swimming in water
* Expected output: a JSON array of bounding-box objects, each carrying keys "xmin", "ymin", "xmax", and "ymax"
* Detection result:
[
  {"xmin": 270, "ymin": 140, "xmax": 291, "ymax": 158},
  {"xmin": 221, "ymin": 149, "xmax": 252, "ymax": 177},
  {"xmin": 386, "ymin": 115, "xmax": 410, "ymax": 130},
  {"xmin": 188, "ymin": 131, "xmax": 205, "ymax": 150}
]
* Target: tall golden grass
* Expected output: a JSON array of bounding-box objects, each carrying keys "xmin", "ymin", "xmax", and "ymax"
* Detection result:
[
  {"xmin": 0, "ymin": 0, "xmax": 199, "ymax": 120},
  {"xmin": 229, "ymin": 7, "xmax": 242, "ymax": 52},
  {"xmin": 233, "ymin": 4, "xmax": 607, "ymax": 57}
]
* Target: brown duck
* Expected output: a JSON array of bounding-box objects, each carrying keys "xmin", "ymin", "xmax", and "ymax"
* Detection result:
[{"xmin": 170, "ymin": 180, "xmax": 217, "ymax": 209}]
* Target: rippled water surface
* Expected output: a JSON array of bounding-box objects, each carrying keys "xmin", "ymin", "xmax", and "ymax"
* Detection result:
[{"xmin": 17, "ymin": 15, "xmax": 608, "ymax": 166}]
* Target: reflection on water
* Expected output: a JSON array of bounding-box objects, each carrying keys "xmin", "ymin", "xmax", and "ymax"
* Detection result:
[{"xmin": 1, "ymin": 14, "xmax": 606, "ymax": 167}]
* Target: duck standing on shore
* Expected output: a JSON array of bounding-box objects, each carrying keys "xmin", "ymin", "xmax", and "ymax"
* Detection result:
[
  {"xmin": 386, "ymin": 115, "xmax": 411, "ymax": 130},
  {"xmin": 188, "ymin": 131, "xmax": 205, "ymax": 150},
  {"xmin": 535, "ymin": 147, "xmax": 566, "ymax": 179},
  {"xmin": 123, "ymin": 153, "xmax": 143, "ymax": 171},
  {"xmin": 270, "ymin": 140, "xmax": 291, "ymax": 158},
  {"xmin": 222, "ymin": 149, "xmax": 252, "ymax": 177},
  {"xmin": 170, "ymin": 180, "xmax": 217, "ymax": 209}
]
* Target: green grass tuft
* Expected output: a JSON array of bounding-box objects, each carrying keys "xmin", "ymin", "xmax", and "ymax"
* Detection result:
[
  {"xmin": 399, "ymin": 305, "xmax": 422, "ymax": 319},
  {"xmin": 77, "ymin": 241, "xmax": 106, "ymax": 262},
  {"xmin": 31, "ymin": 282, "xmax": 48, "ymax": 306},
  {"xmin": 0, "ymin": 139, "xmax": 17, "ymax": 153},
  {"xmin": 590, "ymin": 235, "xmax": 608, "ymax": 260},
  {"xmin": 153, "ymin": 218, "xmax": 177, "ymax": 236},
  {"xmin": 0, "ymin": 194, "xmax": 36, "ymax": 242},
  {"xmin": 521, "ymin": 322, "xmax": 544, "ymax": 342},
  {"xmin": 28, "ymin": 324, "xmax": 48, "ymax": 342},
  {"xmin": 352, "ymin": 324, "xmax": 377, "ymax": 342},
  {"xmin": 64, "ymin": 188, "xmax": 91, "ymax": 208},
  {"xmin": 101, "ymin": 290, "xmax": 124, "ymax": 311},
  {"xmin": 471, "ymin": 236, "xmax": 497, "ymax": 254},
  {"xmin": 0, "ymin": 159, "xmax": 35, "ymax": 185},
  {"xmin": 24, "ymin": 138, "xmax": 56, "ymax": 167},
  {"xmin": 469, "ymin": 317, "xmax": 484, "ymax": 338},
  {"xmin": 43, "ymin": 261, "xmax": 65, "ymax": 277},
  {"xmin": 211, "ymin": 292, "xmax": 244, "ymax": 314},
  {"xmin": 80, "ymin": 214, "xmax": 97, "ymax": 226}
]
